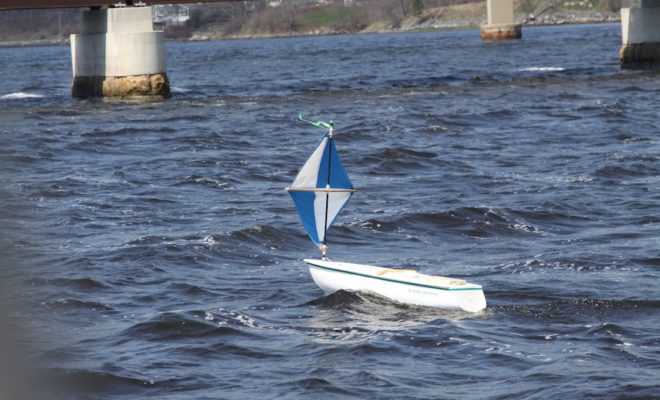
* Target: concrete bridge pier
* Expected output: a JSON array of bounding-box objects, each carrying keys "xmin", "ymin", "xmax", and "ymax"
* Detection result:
[
  {"xmin": 620, "ymin": 0, "xmax": 660, "ymax": 69},
  {"xmin": 480, "ymin": 0, "xmax": 522, "ymax": 40},
  {"xmin": 71, "ymin": 6, "xmax": 170, "ymax": 98}
]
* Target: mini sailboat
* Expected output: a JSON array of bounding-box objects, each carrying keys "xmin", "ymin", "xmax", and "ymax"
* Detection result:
[{"xmin": 287, "ymin": 115, "xmax": 487, "ymax": 312}]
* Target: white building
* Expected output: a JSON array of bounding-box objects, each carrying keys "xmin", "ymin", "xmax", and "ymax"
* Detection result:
[{"xmin": 152, "ymin": 5, "xmax": 190, "ymax": 26}]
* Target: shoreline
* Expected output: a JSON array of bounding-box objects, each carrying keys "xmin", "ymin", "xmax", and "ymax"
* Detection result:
[{"xmin": 0, "ymin": 16, "xmax": 621, "ymax": 48}]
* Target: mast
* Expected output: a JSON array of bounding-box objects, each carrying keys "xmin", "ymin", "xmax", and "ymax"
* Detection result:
[{"xmin": 321, "ymin": 123, "xmax": 334, "ymax": 259}]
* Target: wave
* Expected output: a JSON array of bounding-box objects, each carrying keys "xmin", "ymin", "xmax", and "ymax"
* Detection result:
[
  {"xmin": 516, "ymin": 67, "xmax": 566, "ymax": 72},
  {"xmin": 162, "ymin": 114, "xmax": 210, "ymax": 122},
  {"xmin": 174, "ymin": 174, "xmax": 238, "ymax": 188},
  {"xmin": 501, "ymin": 298, "xmax": 660, "ymax": 323},
  {"xmin": 595, "ymin": 164, "xmax": 660, "ymax": 179},
  {"xmin": 632, "ymin": 257, "xmax": 660, "ymax": 266},
  {"xmin": 80, "ymin": 127, "xmax": 173, "ymax": 137},
  {"xmin": 366, "ymin": 147, "xmax": 437, "ymax": 161},
  {"xmin": 39, "ymin": 368, "xmax": 162, "ymax": 395},
  {"xmin": 384, "ymin": 74, "xmax": 463, "ymax": 88},
  {"xmin": 120, "ymin": 310, "xmax": 258, "ymax": 341},
  {"xmin": 307, "ymin": 289, "xmax": 471, "ymax": 320},
  {"xmin": 358, "ymin": 147, "xmax": 439, "ymax": 175},
  {"xmin": 0, "ymin": 92, "xmax": 45, "ymax": 99},
  {"xmin": 170, "ymin": 86, "xmax": 189, "ymax": 94},
  {"xmin": 356, "ymin": 207, "xmax": 549, "ymax": 238},
  {"xmin": 208, "ymin": 67, "xmax": 659, "ymax": 104},
  {"xmin": 224, "ymin": 224, "xmax": 308, "ymax": 250},
  {"xmin": 491, "ymin": 258, "xmax": 626, "ymax": 276},
  {"xmin": 40, "ymin": 298, "xmax": 115, "ymax": 313},
  {"xmin": 306, "ymin": 288, "xmax": 368, "ymax": 308},
  {"xmin": 3, "ymin": 154, "xmax": 42, "ymax": 164},
  {"xmin": 36, "ymin": 188, "xmax": 79, "ymax": 199},
  {"xmin": 118, "ymin": 226, "xmax": 308, "ymax": 267},
  {"xmin": 25, "ymin": 277, "xmax": 109, "ymax": 290},
  {"xmin": 275, "ymin": 377, "xmax": 354, "ymax": 398},
  {"xmin": 166, "ymin": 282, "xmax": 217, "ymax": 297}
]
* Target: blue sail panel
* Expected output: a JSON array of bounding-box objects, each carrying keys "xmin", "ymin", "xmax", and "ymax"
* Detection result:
[
  {"xmin": 316, "ymin": 138, "xmax": 353, "ymax": 190},
  {"xmin": 290, "ymin": 191, "xmax": 320, "ymax": 245}
]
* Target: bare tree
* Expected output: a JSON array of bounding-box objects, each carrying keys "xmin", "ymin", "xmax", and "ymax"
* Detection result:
[
  {"xmin": 606, "ymin": 0, "xmax": 622, "ymax": 12},
  {"xmin": 411, "ymin": 0, "xmax": 424, "ymax": 16}
]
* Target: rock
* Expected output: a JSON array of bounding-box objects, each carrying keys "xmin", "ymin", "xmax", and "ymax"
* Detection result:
[
  {"xmin": 72, "ymin": 73, "xmax": 170, "ymax": 99},
  {"xmin": 480, "ymin": 23, "xmax": 522, "ymax": 40}
]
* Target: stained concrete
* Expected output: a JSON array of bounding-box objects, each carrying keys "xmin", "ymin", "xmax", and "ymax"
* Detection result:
[
  {"xmin": 70, "ymin": 6, "xmax": 170, "ymax": 98},
  {"xmin": 480, "ymin": 24, "xmax": 522, "ymax": 40},
  {"xmin": 481, "ymin": 0, "xmax": 521, "ymax": 41}
]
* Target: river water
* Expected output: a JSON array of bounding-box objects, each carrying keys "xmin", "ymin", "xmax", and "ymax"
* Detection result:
[{"xmin": 0, "ymin": 23, "xmax": 659, "ymax": 399}]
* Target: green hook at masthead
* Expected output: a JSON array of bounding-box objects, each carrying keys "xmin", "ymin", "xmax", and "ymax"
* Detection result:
[{"xmin": 298, "ymin": 113, "xmax": 333, "ymax": 131}]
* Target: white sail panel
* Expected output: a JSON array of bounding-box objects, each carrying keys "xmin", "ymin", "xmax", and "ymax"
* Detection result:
[
  {"xmin": 291, "ymin": 137, "xmax": 328, "ymax": 188},
  {"xmin": 313, "ymin": 191, "xmax": 352, "ymax": 243}
]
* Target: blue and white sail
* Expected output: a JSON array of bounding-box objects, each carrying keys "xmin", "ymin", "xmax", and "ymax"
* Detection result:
[{"xmin": 287, "ymin": 125, "xmax": 355, "ymax": 250}]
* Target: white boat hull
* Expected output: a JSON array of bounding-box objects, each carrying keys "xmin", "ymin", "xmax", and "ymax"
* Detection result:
[{"xmin": 305, "ymin": 259, "xmax": 487, "ymax": 312}]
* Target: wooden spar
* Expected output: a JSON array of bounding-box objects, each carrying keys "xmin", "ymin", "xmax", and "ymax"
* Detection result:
[{"xmin": 285, "ymin": 187, "xmax": 358, "ymax": 193}]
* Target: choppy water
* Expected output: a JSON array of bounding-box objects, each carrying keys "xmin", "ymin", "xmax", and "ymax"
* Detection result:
[{"xmin": 1, "ymin": 23, "xmax": 659, "ymax": 399}]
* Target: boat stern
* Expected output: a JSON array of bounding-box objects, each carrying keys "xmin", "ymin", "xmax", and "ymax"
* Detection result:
[{"xmin": 456, "ymin": 288, "xmax": 487, "ymax": 312}]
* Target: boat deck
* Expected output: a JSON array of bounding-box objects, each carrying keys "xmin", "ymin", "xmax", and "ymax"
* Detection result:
[{"xmin": 305, "ymin": 259, "xmax": 482, "ymax": 291}]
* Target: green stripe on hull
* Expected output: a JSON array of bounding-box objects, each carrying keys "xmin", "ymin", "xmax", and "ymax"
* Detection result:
[{"xmin": 306, "ymin": 261, "xmax": 483, "ymax": 292}]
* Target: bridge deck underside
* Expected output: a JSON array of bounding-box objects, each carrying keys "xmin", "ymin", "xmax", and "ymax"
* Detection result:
[{"xmin": 0, "ymin": 0, "xmax": 238, "ymax": 10}]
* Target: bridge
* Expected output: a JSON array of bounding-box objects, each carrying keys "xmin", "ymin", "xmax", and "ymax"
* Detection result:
[
  {"xmin": 1, "ymin": 0, "xmax": 658, "ymax": 98},
  {"xmin": 0, "ymin": 0, "xmax": 235, "ymax": 10}
]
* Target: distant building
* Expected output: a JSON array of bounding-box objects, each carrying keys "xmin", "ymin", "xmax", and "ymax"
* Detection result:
[{"xmin": 152, "ymin": 5, "xmax": 190, "ymax": 26}]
